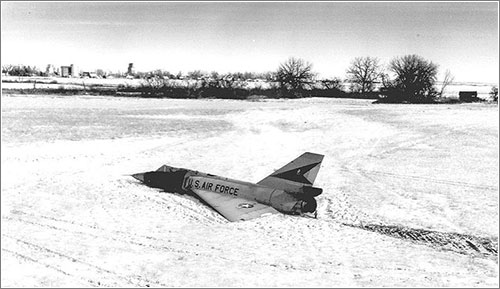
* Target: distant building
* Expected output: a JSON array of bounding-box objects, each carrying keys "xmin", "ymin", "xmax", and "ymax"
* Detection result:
[
  {"xmin": 459, "ymin": 91, "xmax": 479, "ymax": 102},
  {"xmin": 60, "ymin": 64, "xmax": 77, "ymax": 77},
  {"xmin": 127, "ymin": 63, "xmax": 134, "ymax": 76}
]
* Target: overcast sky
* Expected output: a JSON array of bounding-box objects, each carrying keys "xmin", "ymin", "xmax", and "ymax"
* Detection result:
[{"xmin": 1, "ymin": 1, "xmax": 498, "ymax": 83}]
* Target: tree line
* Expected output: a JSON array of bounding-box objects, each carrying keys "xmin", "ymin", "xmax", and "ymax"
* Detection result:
[
  {"xmin": 275, "ymin": 54, "xmax": 458, "ymax": 103},
  {"xmin": 3, "ymin": 54, "xmax": 498, "ymax": 103},
  {"xmin": 139, "ymin": 54, "xmax": 457, "ymax": 103},
  {"xmin": 130, "ymin": 54, "xmax": 462, "ymax": 103}
]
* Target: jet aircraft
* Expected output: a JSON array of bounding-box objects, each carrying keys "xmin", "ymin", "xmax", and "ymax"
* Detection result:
[{"xmin": 132, "ymin": 152, "xmax": 324, "ymax": 222}]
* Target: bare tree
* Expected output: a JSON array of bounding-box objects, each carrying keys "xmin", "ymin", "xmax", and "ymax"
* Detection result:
[
  {"xmin": 2, "ymin": 64, "xmax": 14, "ymax": 76},
  {"xmin": 320, "ymin": 77, "xmax": 344, "ymax": 91},
  {"xmin": 210, "ymin": 71, "xmax": 219, "ymax": 80},
  {"xmin": 276, "ymin": 57, "xmax": 315, "ymax": 92},
  {"xmin": 389, "ymin": 54, "xmax": 439, "ymax": 102},
  {"xmin": 142, "ymin": 75, "xmax": 167, "ymax": 93},
  {"xmin": 346, "ymin": 57, "xmax": 381, "ymax": 94},
  {"xmin": 490, "ymin": 86, "xmax": 498, "ymax": 102},
  {"xmin": 187, "ymin": 70, "xmax": 204, "ymax": 79},
  {"xmin": 96, "ymin": 69, "xmax": 106, "ymax": 78},
  {"xmin": 439, "ymin": 69, "xmax": 455, "ymax": 97},
  {"xmin": 262, "ymin": 71, "xmax": 276, "ymax": 81},
  {"xmin": 219, "ymin": 74, "xmax": 236, "ymax": 89}
]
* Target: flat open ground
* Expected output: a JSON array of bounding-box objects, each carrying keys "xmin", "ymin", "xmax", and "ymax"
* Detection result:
[{"xmin": 1, "ymin": 94, "xmax": 498, "ymax": 287}]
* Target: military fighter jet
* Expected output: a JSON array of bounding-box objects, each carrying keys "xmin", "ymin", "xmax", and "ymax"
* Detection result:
[{"xmin": 132, "ymin": 152, "xmax": 324, "ymax": 222}]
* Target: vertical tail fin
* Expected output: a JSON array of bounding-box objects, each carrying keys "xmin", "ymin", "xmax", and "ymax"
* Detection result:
[{"xmin": 257, "ymin": 152, "xmax": 324, "ymax": 192}]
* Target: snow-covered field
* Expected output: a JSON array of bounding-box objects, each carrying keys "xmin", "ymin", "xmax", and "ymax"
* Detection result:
[{"xmin": 1, "ymin": 94, "xmax": 498, "ymax": 287}]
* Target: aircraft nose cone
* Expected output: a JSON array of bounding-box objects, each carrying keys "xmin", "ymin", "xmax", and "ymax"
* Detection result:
[{"xmin": 132, "ymin": 173, "xmax": 145, "ymax": 182}]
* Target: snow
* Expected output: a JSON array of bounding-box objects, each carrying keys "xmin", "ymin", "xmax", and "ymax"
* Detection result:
[{"xmin": 1, "ymin": 94, "xmax": 498, "ymax": 287}]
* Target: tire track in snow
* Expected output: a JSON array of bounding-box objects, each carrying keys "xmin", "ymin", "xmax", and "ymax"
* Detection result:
[
  {"xmin": 1, "ymin": 248, "xmax": 112, "ymax": 287},
  {"xmin": 2, "ymin": 235, "xmax": 146, "ymax": 287},
  {"xmin": 8, "ymin": 209, "xmax": 223, "ymax": 253},
  {"xmin": 3, "ymin": 212, "xmax": 326, "ymax": 275},
  {"xmin": 346, "ymin": 223, "xmax": 498, "ymax": 259},
  {"xmin": 2, "ymin": 215, "xmax": 196, "ymax": 287},
  {"xmin": 319, "ymin": 168, "xmax": 498, "ymax": 259},
  {"xmin": 3, "ymin": 215, "xmax": 193, "ymax": 255},
  {"xmin": 1, "ymin": 248, "xmax": 84, "ymax": 280},
  {"xmin": 3, "ymin": 214, "xmax": 294, "ymax": 270},
  {"xmin": 322, "ymin": 195, "xmax": 498, "ymax": 260},
  {"xmin": 344, "ymin": 168, "xmax": 497, "ymax": 191}
]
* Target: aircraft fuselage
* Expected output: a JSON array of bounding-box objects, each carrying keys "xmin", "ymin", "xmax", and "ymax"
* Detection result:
[
  {"xmin": 133, "ymin": 152, "xmax": 324, "ymax": 221},
  {"xmin": 134, "ymin": 165, "xmax": 318, "ymax": 216}
]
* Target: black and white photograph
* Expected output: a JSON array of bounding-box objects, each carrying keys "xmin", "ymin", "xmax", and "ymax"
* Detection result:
[{"xmin": 1, "ymin": 1, "xmax": 498, "ymax": 287}]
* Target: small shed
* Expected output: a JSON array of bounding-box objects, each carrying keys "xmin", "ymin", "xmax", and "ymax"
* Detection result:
[{"xmin": 459, "ymin": 91, "xmax": 479, "ymax": 102}]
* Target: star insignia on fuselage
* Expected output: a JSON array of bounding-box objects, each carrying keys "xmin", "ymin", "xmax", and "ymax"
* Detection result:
[{"xmin": 238, "ymin": 203, "xmax": 254, "ymax": 209}]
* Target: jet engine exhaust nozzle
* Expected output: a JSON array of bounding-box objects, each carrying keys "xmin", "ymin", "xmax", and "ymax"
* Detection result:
[{"xmin": 299, "ymin": 198, "xmax": 317, "ymax": 213}]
